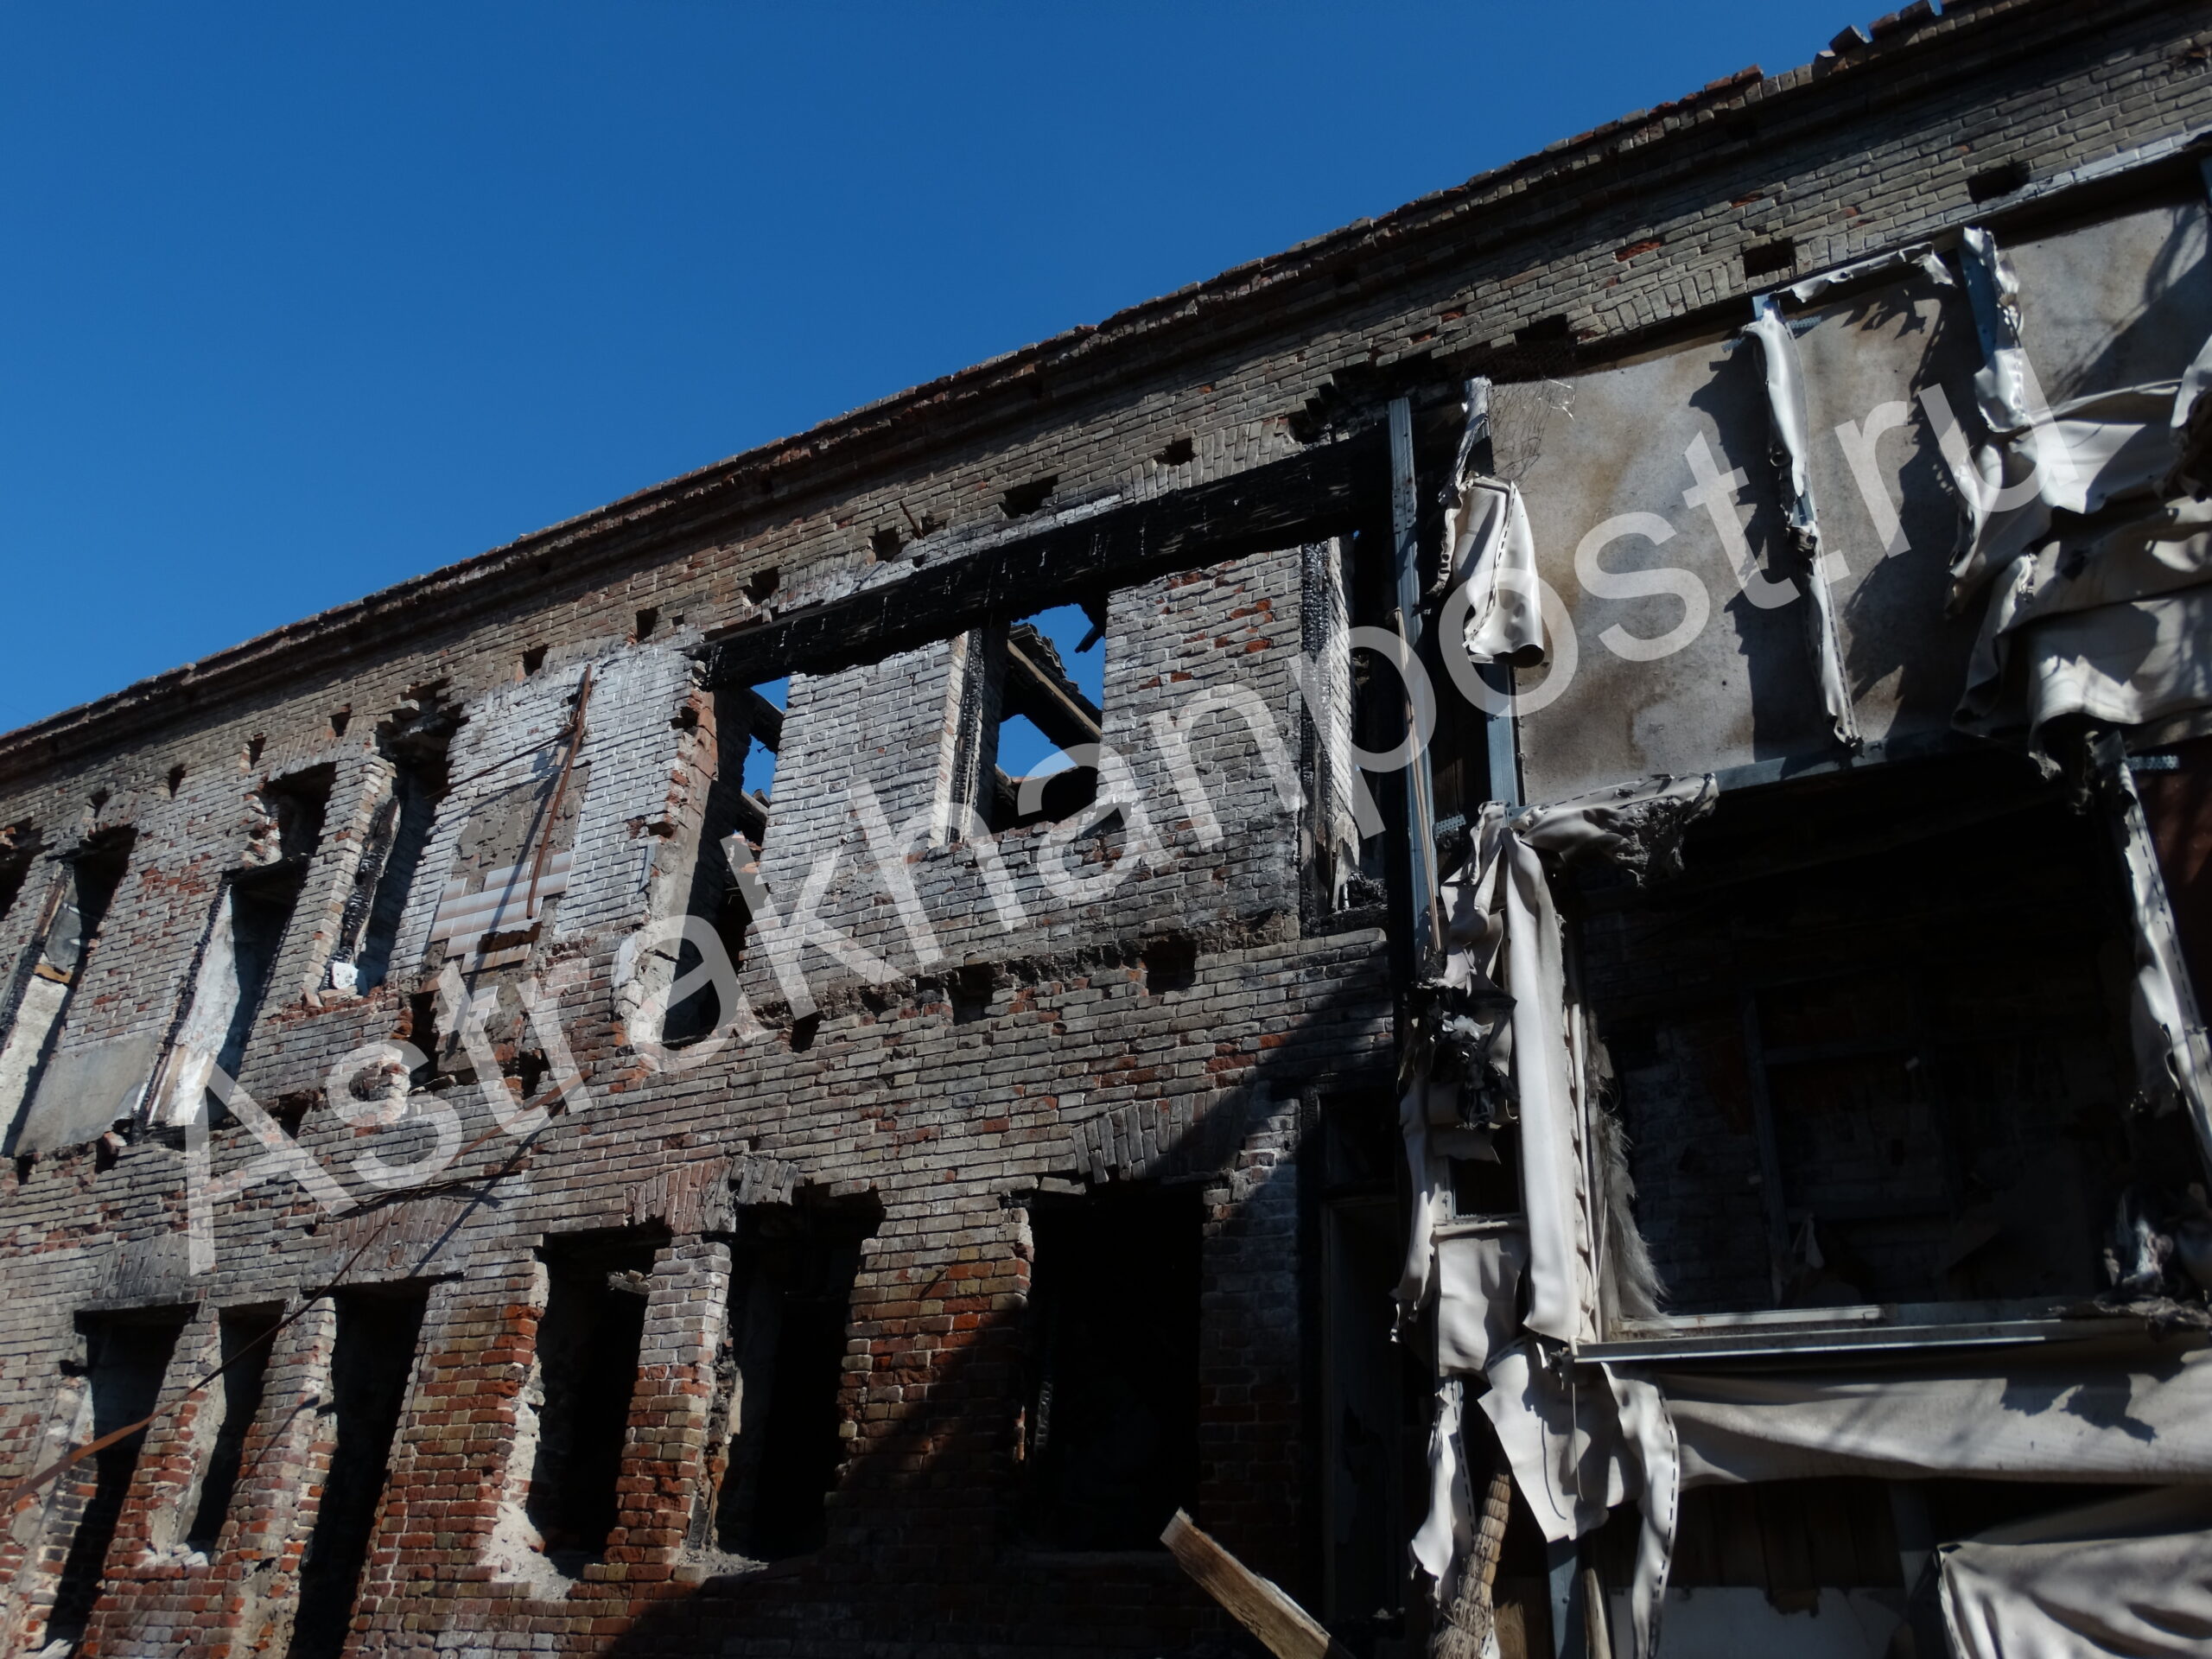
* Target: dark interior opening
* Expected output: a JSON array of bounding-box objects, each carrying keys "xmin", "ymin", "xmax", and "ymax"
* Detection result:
[
  {"xmin": 186, "ymin": 1305, "xmax": 281, "ymax": 1552},
  {"xmin": 285, "ymin": 1287, "xmax": 427, "ymax": 1659},
  {"xmin": 48, "ymin": 1312, "xmax": 186, "ymax": 1645},
  {"xmin": 1573, "ymin": 754, "xmax": 2162, "ymax": 1319},
  {"xmin": 1313, "ymin": 1093, "xmax": 1433, "ymax": 1638},
  {"xmin": 528, "ymin": 1233, "xmax": 658, "ymax": 1572},
  {"xmin": 0, "ymin": 834, "xmax": 35, "ymax": 929},
  {"xmin": 715, "ymin": 1194, "xmax": 881, "ymax": 1560},
  {"xmin": 1021, "ymin": 1182, "xmax": 1200, "ymax": 1551}
]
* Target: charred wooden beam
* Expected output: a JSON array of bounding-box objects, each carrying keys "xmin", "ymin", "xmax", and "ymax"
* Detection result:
[
  {"xmin": 1002, "ymin": 624, "xmax": 1101, "ymax": 752},
  {"xmin": 702, "ymin": 432, "xmax": 1386, "ymax": 688},
  {"xmin": 738, "ymin": 686, "xmax": 785, "ymax": 753}
]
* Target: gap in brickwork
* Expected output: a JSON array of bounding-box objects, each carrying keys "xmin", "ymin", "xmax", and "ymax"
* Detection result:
[
  {"xmin": 1020, "ymin": 1183, "xmax": 1199, "ymax": 1550},
  {"xmin": 186, "ymin": 1305, "xmax": 282, "ymax": 1551},
  {"xmin": 284, "ymin": 1287, "xmax": 428, "ymax": 1659},
  {"xmin": 1141, "ymin": 936, "xmax": 1197, "ymax": 995},
  {"xmin": 48, "ymin": 1312, "xmax": 188, "ymax": 1645},
  {"xmin": 338, "ymin": 693, "xmax": 459, "ymax": 995},
  {"xmin": 0, "ymin": 827, "xmax": 137, "ymax": 1154},
  {"xmin": 980, "ymin": 602, "xmax": 1106, "ymax": 833},
  {"xmin": 714, "ymin": 1194, "xmax": 881, "ymax": 1561},
  {"xmin": 665, "ymin": 680, "xmax": 781, "ymax": 1047},
  {"xmin": 526, "ymin": 1235, "xmax": 658, "ymax": 1574}
]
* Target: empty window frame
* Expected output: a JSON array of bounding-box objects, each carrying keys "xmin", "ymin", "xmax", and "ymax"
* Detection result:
[
  {"xmin": 184, "ymin": 1306, "xmax": 281, "ymax": 1553},
  {"xmin": 285, "ymin": 1287, "xmax": 427, "ymax": 1659},
  {"xmin": 335, "ymin": 701, "xmax": 458, "ymax": 993},
  {"xmin": 0, "ymin": 830, "xmax": 135, "ymax": 1151},
  {"xmin": 664, "ymin": 680, "xmax": 784, "ymax": 1046},
  {"xmin": 1573, "ymin": 755, "xmax": 2162, "ymax": 1329},
  {"xmin": 48, "ymin": 1311, "xmax": 188, "ymax": 1647},
  {"xmin": 957, "ymin": 602, "xmax": 1106, "ymax": 834},
  {"xmin": 162, "ymin": 772, "xmax": 333, "ymax": 1118},
  {"xmin": 525, "ymin": 1234, "xmax": 658, "ymax": 1573},
  {"xmin": 711, "ymin": 1195, "xmax": 880, "ymax": 1560},
  {"xmin": 1020, "ymin": 1183, "xmax": 1199, "ymax": 1550}
]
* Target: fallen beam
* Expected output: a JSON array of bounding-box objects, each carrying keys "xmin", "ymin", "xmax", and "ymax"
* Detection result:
[{"xmin": 1160, "ymin": 1509, "xmax": 1357, "ymax": 1659}]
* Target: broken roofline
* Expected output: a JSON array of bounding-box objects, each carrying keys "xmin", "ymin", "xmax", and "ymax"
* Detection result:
[{"xmin": 0, "ymin": 0, "xmax": 2142, "ymax": 780}]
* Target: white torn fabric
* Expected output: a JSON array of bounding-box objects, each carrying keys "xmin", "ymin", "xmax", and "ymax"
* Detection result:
[
  {"xmin": 1961, "ymin": 225, "xmax": 2035, "ymax": 435},
  {"xmin": 1435, "ymin": 1227, "xmax": 1529, "ymax": 1375},
  {"xmin": 1412, "ymin": 1377, "xmax": 1475, "ymax": 1594},
  {"xmin": 1959, "ymin": 497, "xmax": 2212, "ymax": 734},
  {"xmin": 2100, "ymin": 741, "xmax": 2212, "ymax": 1158},
  {"xmin": 1445, "ymin": 475, "xmax": 1547, "ymax": 669},
  {"xmin": 1784, "ymin": 241, "xmax": 1954, "ymax": 304},
  {"xmin": 1610, "ymin": 1370, "xmax": 1680, "ymax": 1659},
  {"xmin": 1393, "ymin": 1082, "xmax": 1456, "ymax": 1328},
  {"xmin": 1650, "ymin": 1344, "xmax": 2212, "ymax": 1488},
  {"xmin": 1939, "ymin": 1485, "xmax": 2212, "ymax": 1659},
  {"xmin": 1748, "ymin": 296, "xmax": 1860, "ymax": 749},
  {"xmin": 1471, "ymin": 1344, "xmax": 1639, "ymax": 1542},
  {"xmin": 1421, "ymin": 778, "xmax": 1715, "ymax": 1346},
  {"xmin": 1311, "ymin": 538, "xmax": 1366, "ymax": 901}
]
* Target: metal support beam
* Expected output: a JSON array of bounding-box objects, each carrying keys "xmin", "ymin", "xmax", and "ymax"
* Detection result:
[{"xmin": 1389, "ymin": 397, "xmax": 1441, "ymax": 971}]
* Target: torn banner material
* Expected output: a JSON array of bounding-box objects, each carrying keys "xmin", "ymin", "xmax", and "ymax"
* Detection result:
[
  {"xmin": 1748, "ymin": 295, "xmax": 1861, "ymax": 750},
  {"xmin": 1942, "ymin": 226, "xmax": 2212, "ymax": 745},
  {"xmin": 1395, "ymin": 773, "xmax": 1712, "ymax": 1651},
  {"xmin": 1940, "ymin": 1485, "xmax": 2212, "ymax": 1659}
]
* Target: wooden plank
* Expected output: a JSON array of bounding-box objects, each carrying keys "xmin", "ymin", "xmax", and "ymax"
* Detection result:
[{"xmin": 1160, "ymin": 1510, "xmax": 1357, "ymax": 1659}]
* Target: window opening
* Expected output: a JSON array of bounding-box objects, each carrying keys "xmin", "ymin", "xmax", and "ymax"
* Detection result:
[
  {"xmin": 527, "ymin": 1235, "xmax": 658, "ymax": 1573},
  {"xmin": 666, "ymin": 680, "xmax": 782, "ymax": 1046},
  {"xmin": 1315, "ymin": 1094, "xmax": 1430, "ymax": 1630},
  {"xmin": 1021, "ymin": 1183, "xmax": 1199, "ymax": 1550},
  {"xmin": 285, "ymin": 1287, "xmax": 428, "ymax": 1659},
  {"xmin": 969, "ymin": 602, "xmax": 1105, "ymax": 834},
  {"xmin": 185, "ymin": 1306, "xmax": 281, "ymax": 1551},
  {"xmin": 340, "ymin": 693, "xmax": 458, "ymax": 993},
  {"xmin": 0, "ymin": 830, "xmax": 135, "ymax": 1153},
  {"xmin": 713, "ymin": 1194, "xmax": 880, "ymax": 1560},
  {"xmin": 49, "ymin": 1312, "xmax": 187, "ymax": 1646},
  {"xmin": 1575, "ymin": 756, "xmax": 2156, "ymax": 1325}
]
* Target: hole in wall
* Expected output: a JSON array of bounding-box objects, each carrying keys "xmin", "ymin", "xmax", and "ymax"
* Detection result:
[
  {"xmin": 634, "ymin": 606, "xmax": 660, "ymax": 641},
  {"xmin": 1001, "ymin": 474, "xmax": 1058, "ymax": 518},
  {"xmin": 744, "ymin": 567, "xmax": 779, "ymax": 604},
  {"xmin": 1515, "ymin": 314, "xmax": 1573, "ymax": 346},
  {"xmin": 950, "ymin": 963, "xmax": 995, "ymax": 1024},
  {"xmin": 1142, "ymin": 937, "xmax": 1198, "ymax": 995},
  {"xmin": 1743, "ymin": 238, "xmax": 1797, "ymax": 278},
  {"xmin": 520, "ymin": 645, "xmax": 549, "ymax": 677},
  {"xmin": 788, "ymin": 1013, "xmax": 821, "ymax": 1052},
  {"xmin": 88, "ymin": 787, "xmax": 110, "ymax": 812},
  {"xmin": 868, "ymin": 526, "xmax": 904, "ymax": 560},
  {"xmin": 330, "ymin": 708, "xmax": 352, "ymax": 738},
  {"xmin": 1154, "ymin": 436, "xmax": 1195, "ymax": 467},
  {"xmin": 167, "ymin": 765, "xmax": 187, "ymax": 797},
  {"xmin": 527, "ymin": 1236, "xmax": 658, "ymax": 1574},
  {"xmin": 245, "ymin": 736, "xmax": 266, "ymax": 769},
  {"xmin": 1967, "ymin": 160, "xmax": 2031, "ymax": 202}
]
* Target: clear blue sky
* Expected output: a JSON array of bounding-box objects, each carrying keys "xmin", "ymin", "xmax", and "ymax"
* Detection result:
[{"xmin": 1, "ymin": 2, "xmax": 1862, "ymax": 738}]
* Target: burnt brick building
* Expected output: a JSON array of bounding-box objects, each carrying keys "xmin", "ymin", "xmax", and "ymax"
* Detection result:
[{"xmin": 4, "ymin": 3, "xmax": 2212, "ymax": 1656}]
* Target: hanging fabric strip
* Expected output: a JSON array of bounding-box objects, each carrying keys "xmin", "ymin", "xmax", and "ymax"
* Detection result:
[{"xmin": 1748, "ymin": 293, "xmax": 1861, "ymax": 749}]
